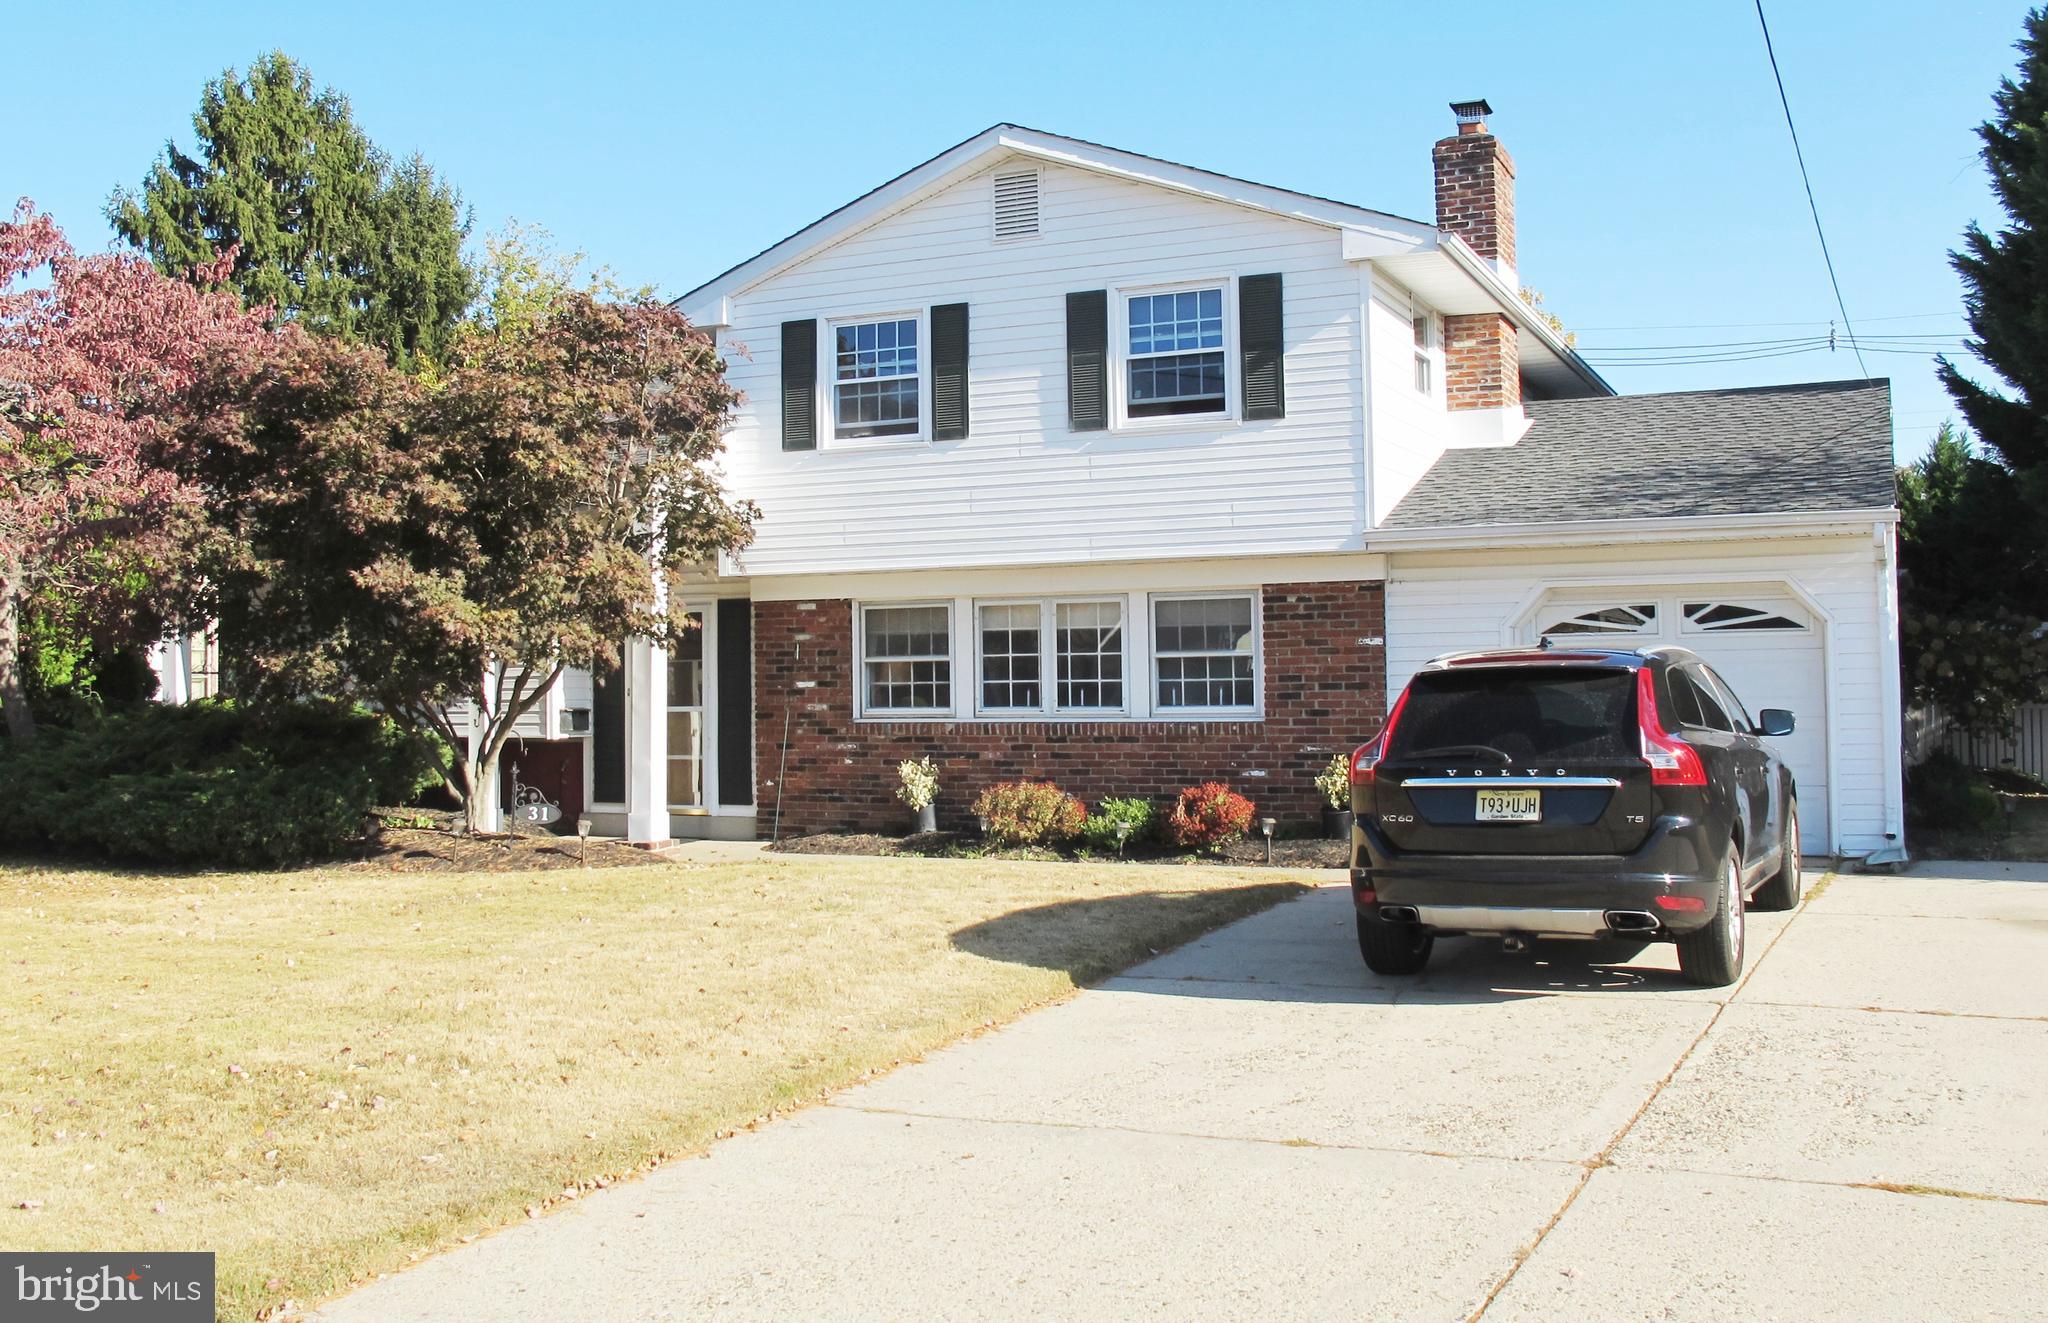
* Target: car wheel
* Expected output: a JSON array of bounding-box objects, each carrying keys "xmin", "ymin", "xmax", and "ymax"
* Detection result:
[
  {"xmin": 1676, "ymin": 843, "xmax": 1745, "ymax": 987},
  {"xmin": 1357, "ymin": 909, "xmax": 1434, "ymax": 976},
  {"xmin": 1752, "ymin": 801, "xmax": 1803, "ymax": 912}
]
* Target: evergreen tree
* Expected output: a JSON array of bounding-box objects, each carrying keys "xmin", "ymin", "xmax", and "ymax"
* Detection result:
[
  {"xmin": 108, "ymin": 51, "xmax": 475, "ymax": 372},
  {"xmin": 1941, "ymin": 8, "xmax": 2048, "ymax": 476}
]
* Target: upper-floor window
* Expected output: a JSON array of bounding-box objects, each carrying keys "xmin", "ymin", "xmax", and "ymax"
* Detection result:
[
  {"xmin": 1126, "ymin": 286, "xmax": 1226, "ymax": 419},
  {"xmin": 833, "ymin": 315, "xmax": 921, "ymax": 439},
  {"xmin": 1413, "ymin": 312, "xmax": 1439, "ymax": 394}
]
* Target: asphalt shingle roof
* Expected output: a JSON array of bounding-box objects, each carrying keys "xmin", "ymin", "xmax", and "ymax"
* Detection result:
[{"xmin": 1382, "ymin": 379, "xmax": 1897, "ymax": 529}]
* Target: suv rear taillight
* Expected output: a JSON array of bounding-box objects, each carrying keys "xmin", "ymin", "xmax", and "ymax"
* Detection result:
[
  {"xmin": 1636, "ymin": 667, "xmax": 1706, "ymax": 787},
  {"xmin": 1350, "ymin": 689, "xmax": 1411, "ymax": 785}
]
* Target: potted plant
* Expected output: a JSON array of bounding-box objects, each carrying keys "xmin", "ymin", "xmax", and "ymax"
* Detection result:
[
  {"xmin": 897, "ymin": 757, "xmax": 940, "ymax": 834},
  {"xmin": 1316, "ymin": 752, "xmax": 1353, "ymax": 840}
]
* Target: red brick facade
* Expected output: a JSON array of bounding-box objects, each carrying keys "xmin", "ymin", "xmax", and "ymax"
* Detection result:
[
  {"xmin": 752, "ymin": 581, "xmax": 1387, "ymax": 837},
  {"xmin": 1443, "ymin": 312, "xmax": 1521, "ymax": 412},
  {"xmin": 1432, "ymin": 128, "xmax": 1516, "ymax": 267}
]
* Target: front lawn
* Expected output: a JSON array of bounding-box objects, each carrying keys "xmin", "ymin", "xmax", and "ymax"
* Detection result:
[{"xmin": 2, "ymin": 855, "xmax": 1308, "ymax": 1319}]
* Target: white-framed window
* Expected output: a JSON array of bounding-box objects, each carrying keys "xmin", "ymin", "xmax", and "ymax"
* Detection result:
[
  {"xmin": 1121, "ymin": 282, "xmax": 1231, "ymax": 422},
  {"xmin": 830, "ymin": 313, "xmax": 923, "ymax": 441},
  {"xmin": 1152, "ymin": 593, "xmax": 1258, "ymax": 712},
  {"xmin": 972, "ymin": 598, "xmax": 1128, "ymax": 716},
  {"xmin": 1055, "ymin": 600, "xmax": 1125, "ymax": 711},
  {"xmin": 1681, "ymin": 601, "xmax": 1808, "ymax": 633},
  {"xmin": 861, "ymin": 603, "xmax": 952, "ymax": 712},
  {"xmin": 976, "ymin": 602, "xmax": 1043, "ymax": 712},
  {"xmin": 1413, "ymin": 311, "xmax": 1439, "ymax": 394}
]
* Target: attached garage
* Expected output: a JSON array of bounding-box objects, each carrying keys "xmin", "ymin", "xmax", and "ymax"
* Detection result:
[
  {"xmin": 1373, "ymin": 381, "xmax": 1904, "ymax": 861},
  {"xmin": 1524, "ymin": 588, "xmax": 1832, "ymax": 845}
]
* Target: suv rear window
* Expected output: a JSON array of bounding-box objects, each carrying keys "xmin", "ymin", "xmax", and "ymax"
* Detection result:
[{"xmin": 1389, "ymin": 668, "xmax": 1638, "ymax": 762}]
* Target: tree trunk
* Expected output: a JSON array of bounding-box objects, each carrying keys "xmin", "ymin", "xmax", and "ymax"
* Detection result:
[
  {"xmin": 0, "ymin": 571, "xmax": 35, "ymax": 743},
  {"xmin": 466, "ymin": 744, "xmax": 504, "ymax": 834}
]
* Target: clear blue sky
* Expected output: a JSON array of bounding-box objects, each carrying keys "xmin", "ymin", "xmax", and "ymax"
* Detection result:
[{"xmin": 6, "ymin": 0, "xmax": 2034, "ymax": 461}]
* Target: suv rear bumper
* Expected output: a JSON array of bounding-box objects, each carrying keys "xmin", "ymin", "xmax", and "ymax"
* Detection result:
[{"xmin": 1350, "ymin": 813, "xmax": 1723, "ymax": 937}]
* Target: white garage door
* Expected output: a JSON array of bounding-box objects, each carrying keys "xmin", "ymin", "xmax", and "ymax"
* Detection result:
[{"xmin": 1531, "ymin": 593, "xmax": 1829, "ymax": 849}]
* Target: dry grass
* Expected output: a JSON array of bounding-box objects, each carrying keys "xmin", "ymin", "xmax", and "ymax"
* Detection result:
[{"xmin": 0, "ymin": 854, "xmax": 1309, "ymax": 1320}]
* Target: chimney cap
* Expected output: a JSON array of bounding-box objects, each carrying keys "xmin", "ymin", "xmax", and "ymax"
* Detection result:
[{"xmin": 1450, "ymin": 98, "xmax": 1494, "ymax": 131}]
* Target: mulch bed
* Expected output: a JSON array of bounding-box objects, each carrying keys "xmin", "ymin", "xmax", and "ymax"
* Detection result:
[
  {"xmin": 769, "ymin": 829, "xmax": 1347, "ymax": 870},
  {"xmin": 340, "ymin": 809, "xmax": 669, "ymax": 873}
]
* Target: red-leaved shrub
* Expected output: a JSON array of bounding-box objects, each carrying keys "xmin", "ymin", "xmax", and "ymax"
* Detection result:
[
  {"xmin": 971, "ymin": 780, "xmax": 1087, "ymax": 847},
  {"xmin": 1166, "ymin": 781, "xmax": 1256, "ymax": 848}
]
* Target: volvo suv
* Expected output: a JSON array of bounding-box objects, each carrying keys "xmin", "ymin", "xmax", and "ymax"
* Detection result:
[{"xmin": 1347, "ymin": 645, "xmax": 1802, "ymax": 987}]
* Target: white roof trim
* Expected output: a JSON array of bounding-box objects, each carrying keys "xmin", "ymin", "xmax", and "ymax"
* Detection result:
[
  {"xmin": 1369, "ymin": 507, "xmax": 1899, "ymax": 553},
  {"xmin": 675, "ymin": 124, "xmax": 1435, "ymax": 325}
]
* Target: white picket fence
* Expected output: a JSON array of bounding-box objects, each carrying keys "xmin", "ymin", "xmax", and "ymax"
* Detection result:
[{"xmin": 1909, "ymin": 702, "xmax": 2048, "ymax": 781}]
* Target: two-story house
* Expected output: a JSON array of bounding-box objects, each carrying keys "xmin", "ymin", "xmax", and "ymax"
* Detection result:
[{"xmin": 482, "ymin": 102, "xmax": 1904, "ymax": 860}]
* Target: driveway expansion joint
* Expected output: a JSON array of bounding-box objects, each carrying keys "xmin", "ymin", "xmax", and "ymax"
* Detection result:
[
  {"xmin": 823, "ymin": 1100, "xmax": 1582, "ymax": 1169},
  {"xmin": 1463, "ymin": 874, "xmax": 1815, "ymax": 1321}
]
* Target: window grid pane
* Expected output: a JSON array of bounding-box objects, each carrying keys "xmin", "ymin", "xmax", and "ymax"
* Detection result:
[
  {"xmin": 979, "ymin": 603, "xmax": 1042, "ymax": 710},
  {"xmin": 835, "ymin": 317, "xmax": 920, "ymax": 438},
  {"xmin": 864, "ymin": 606, "xmax": 952, "ymax": 710},
  {"xmin": 1127, "ymin": 288, "xmax": 1227, "ymax": 417},
  {"xmin": 1056, "ymin": 600, "xmax": 1124, "ymax": 710},
  {"xmin": 1153, "ymin": 596, "xmax": 1255, "ymax": 710}
]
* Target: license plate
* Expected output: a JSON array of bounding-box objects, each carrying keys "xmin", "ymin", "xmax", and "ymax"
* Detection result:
[{"xmin": 1476, "ymin": 789, "xmax": 1541, "ymax": 822}]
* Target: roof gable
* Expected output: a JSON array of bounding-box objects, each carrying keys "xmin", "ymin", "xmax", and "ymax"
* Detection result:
[{"xmin": 675, "ymin": 124, "xmax": 1435, "ymax": 324}]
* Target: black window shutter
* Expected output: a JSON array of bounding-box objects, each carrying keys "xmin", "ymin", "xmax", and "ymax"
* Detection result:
[
  {"xmin": 590, "ymin": 643, "xmax": 626, "ymax": 804},
  {"xmin": 780, "ymin": 319, "xmax": 818, "ymax": 450},
  {"xmin": 1239, "ymin": 273, "xmax": 1285, "ymax": 420},
  {"xmin": 1066, "ymin": 290, "xmax": 1108, "ymax": 432},
  {"xmin": 931, "ymin": 302, "xmax": 970, "ymax": 441},
  {"xmin": 716, "ymin": 599, "xmax": 753, "ymax": 805}
]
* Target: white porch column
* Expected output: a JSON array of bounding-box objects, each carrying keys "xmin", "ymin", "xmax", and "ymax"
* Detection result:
[
  {"xmin": 624, "ymin": 635, "xmax": 670, "ymax": 845},
  {"xmin": 148, "ymin": 636, "xmax": 192, "ymax": 705}
]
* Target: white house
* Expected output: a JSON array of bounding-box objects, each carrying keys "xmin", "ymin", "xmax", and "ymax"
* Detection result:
[{"xmin": 232, "ymin": 102, "xmax": 1904, "ymax": 858}]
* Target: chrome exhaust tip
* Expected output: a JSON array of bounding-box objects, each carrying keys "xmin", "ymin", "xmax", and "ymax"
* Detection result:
[
  {"xmin": 1378, "ymin": 905, "xmax": 1420, "ymax": 924},
  {"xmin": 1603, "ymin": 910, "xmax": 1661, "ymax": 934}
]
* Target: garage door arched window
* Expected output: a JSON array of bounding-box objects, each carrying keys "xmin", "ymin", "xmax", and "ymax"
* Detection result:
[
  {"xmin": 1539, "ymin": 603, "xmax": 1657, "ymax": 638},
  {"xmin": 1682, "ymin": 601, "xmax": 1808, "ymax": 632}
]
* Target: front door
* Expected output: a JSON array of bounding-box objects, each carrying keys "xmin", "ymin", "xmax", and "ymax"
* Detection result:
[{"xmin": 667, "ymin": 610, "xmax": 707, "ymax": 809}]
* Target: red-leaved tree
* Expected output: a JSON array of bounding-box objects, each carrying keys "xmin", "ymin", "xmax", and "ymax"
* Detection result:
[{"xmin": 0, "ymin": 200, "xmax": 270, "ymax": 738}]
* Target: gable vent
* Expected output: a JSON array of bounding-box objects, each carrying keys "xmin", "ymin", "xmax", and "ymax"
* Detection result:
[{"xmin": 992, "ymin": 170, "xmax": 1040, "ymax": 242}]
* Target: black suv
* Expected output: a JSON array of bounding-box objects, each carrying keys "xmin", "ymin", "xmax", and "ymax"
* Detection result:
[{"xmin": 1347, "ymin": 645, "xmax": 1802, "ymax": 987}]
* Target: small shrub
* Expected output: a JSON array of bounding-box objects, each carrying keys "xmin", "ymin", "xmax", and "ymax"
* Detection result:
[
  {"xmin": 1166, "ymin": 781, "xmax": 1256, "ymax": 849},
  {"xmin": 972, "ymin": 780, "xmax": 1086, "ymax": 847},
  {"xmin": 1081, "ymin": 796, "xmax": 1155, "ymax": 851},
  {"xmin": 1314, "ymin": 753, "xmax": 1350, "ymax": 809},
  {"xmin": 896, "ymin": 757, "xmax": 939, "ymax": 811},
  {"xmin": 1905, "ymin": 751, "xmax": 2002, "ymax": 831}
]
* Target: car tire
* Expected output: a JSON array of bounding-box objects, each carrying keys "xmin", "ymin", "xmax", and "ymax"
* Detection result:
[
  {"xmin": 1357, "ymin": 910, "xmax": 1434, "ymax": 976},
  {"xmin": 1676, "ymin": 844, "xmax": 1745, "ymax": 987},
  {"xmin": 1751, "ymin": 800, "xmax": 1803, "ymax": 912}
]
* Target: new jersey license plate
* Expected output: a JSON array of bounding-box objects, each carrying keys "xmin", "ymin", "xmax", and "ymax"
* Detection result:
[{"xmin": 1476, "ymin": 789, "xmax": 1542, "ymax": 822}]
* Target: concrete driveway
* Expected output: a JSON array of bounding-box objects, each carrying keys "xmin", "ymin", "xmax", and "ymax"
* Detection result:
[{"xmin": 315, "ymin": 861, "xmax": 2048, "ymax": 1322}]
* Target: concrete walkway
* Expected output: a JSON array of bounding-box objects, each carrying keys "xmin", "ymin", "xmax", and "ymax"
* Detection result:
[{"xmin": 315, "ymin": 861, "xmax": 2048, "ymax": 1322}]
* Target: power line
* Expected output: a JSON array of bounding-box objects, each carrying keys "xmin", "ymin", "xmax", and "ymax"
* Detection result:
[
  {"xmin": 1753, "ymin": 0, "xmax": 1870, "ymax": 379},
  {"xmin": 1572, "ymin": 311, "xmax": 1961, "ymax": 333}
]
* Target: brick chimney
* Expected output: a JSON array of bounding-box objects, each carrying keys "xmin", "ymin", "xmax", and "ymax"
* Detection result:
[{"xmin": 1434, "ymin": 99, "xmax": 1520, "ymax": 412}]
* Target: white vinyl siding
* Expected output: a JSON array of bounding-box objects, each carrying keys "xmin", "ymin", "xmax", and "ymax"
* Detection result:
[
  {"xmin": 1368, "ymin": 274, "xmax": 1453, "ymax": 526},
  {"xmin": 718, "ymin": 158, "xmax": 1368, "ymax": 575}
]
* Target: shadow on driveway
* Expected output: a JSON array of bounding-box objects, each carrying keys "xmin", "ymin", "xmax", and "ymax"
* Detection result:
[
  {"xmin": 948, "ymin": 881, "xmax": 1315, "ymax": 984},
  {"xmin": 954, "ymin": 882, "xmax": 1724, "ymax": 1006}
]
